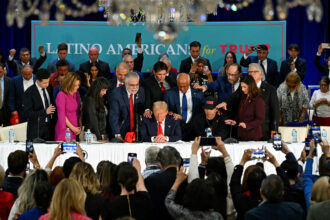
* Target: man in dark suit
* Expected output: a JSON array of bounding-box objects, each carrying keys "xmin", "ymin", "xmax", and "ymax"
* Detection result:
[
  {"xmin": 179, "ymin": 41, "xmax": 212, "ymax": 74},
  {"xmin": 121, "ymin": 37, "xmax": 144, "ymax": 72},
  {"xmin": 314, "ymin": 43, "xmax": 330, "ymax": 77},
  {"xmin": 141, "ymin": 101, "xmax": 182, "ymax": 142},
  {"xmin": 245, "ymin": 175, "xmax": 304, "ymax": 220},
  {"xmin": 79, "ymin": 46, "xmax": 111, "ymax": 79},
  {"xmin": 220, "ymin": 63, "xmax": 279, "ymax": 140},
  {"xmin": 8, "ymin": 65, "xmax": 36, "ymax": 124},
  {"xmin": 279, "ymin": 44, "xmax": 306, "ymax": 84},
  {"xmin": 0, "ymin": 63, "xmax": 12, "ymax": 126},
  {"xmin": 164, "ymin": 73, "xmax": 205, "ymax": 124},
  {"xmin": 108, "ymin": 62, "xmax": 130, "ymax": 92},
  {"xmin": 123, "ymin": 54, "xmax": 144, "ymax": 82},
  {"xmin": 7, "ymin": 46, "xmax": 46, "ymax": 76},
  {"xmin": 47, "ymin": 43, "xmax": 75, "ymax": 73},
  {"xmin": 240, "ymin": 44, "xmax": 279, "ymax": 87},
  {"xmin": 109, "ymin": 72, "xmax": 145, "ymax": 141},
  {"xmin": 143, "ymin": 61, "xmax": 176, "ymax": 116},
  {"xmin": 23, "ymin": 69, "xmax": 56, "ymax": 141}
]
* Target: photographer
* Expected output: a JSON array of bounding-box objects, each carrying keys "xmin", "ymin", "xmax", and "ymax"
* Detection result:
[{"xmin": 314, "ymin": 44, "xmax": 330, "ymax": 77}]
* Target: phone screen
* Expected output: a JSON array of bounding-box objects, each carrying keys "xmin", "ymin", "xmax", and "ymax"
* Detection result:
[
  {"xmin": 251, "ymin": 149, "xmax": 266, "ymax": 159},
  {"xmin": 311, "ymin": 126, "xmax": 321, "ymax": 143},
  {"xmin": 61, "ymin": 143, "xmax": 77, "ymax": 153},
  {"xmin": 183, "ymin": 158, "xmax": 190, "ymax": 174},
  {"xmin": 305, "ymin": 138, "xmax": 317, "ymax": 156},
  {"xmin": 273, "ymin": 133, "xmax": 282, "ymax": 150},
  {"xmin": 26, "ymin": 141, "xmax": 33, "ymax": 154},
  {"xmin": 127, "ymin": 153, "xmax": 137, "ymax": 163},
  {"xmin": 200, "ymin": 137, "xmax": 216, "ymax": 146}
]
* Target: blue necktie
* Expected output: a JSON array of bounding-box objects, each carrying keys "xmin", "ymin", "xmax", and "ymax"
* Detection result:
[{"xmin": 182, "ymin": 93, "xmax": 187, "ymax": 122}]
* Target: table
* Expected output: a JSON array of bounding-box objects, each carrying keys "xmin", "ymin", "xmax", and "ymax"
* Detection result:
[{"xmin": 0, "ymin": 141, "xmax": 321, "ymax": 175}]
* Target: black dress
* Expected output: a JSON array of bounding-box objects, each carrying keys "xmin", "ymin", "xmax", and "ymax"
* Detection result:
[{"xmin": 85, "ymin": 192, "xmax": 105, "ymax": 220}]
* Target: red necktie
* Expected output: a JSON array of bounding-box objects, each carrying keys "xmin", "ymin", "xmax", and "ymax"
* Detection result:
[
  {"xmin": 119, "ymin": 83, "xmax": 123, "ymax": 87},
  {"xmin": 157, "ymin": 121, "xmax": 163, "ymax": 135},
  {"xmin": 130, "ymin": 94, "xmax": 134, "ymax": 131},
  {"xmin": 160, "ymin": 82, "xmax": 165, "ymax": 94}
]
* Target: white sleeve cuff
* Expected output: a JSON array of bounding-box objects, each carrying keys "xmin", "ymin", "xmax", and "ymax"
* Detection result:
[
  {"xmin": 8, "ymin": 55, "xmax": 14, "ymax": 61},
  {"xmin": 316, "ymin": 52, "xmax": 321, "ymax": 56},
  {"xmin": 40, "ymin": 52, "xmax": 46, "ymax": 56},
  {"xmin": 244, "ymin": 54, "xmax": 249, "ymax": 59},
  {"xmin": 137, "ymin": 48, "xmax": 143, "ymax": 54}
]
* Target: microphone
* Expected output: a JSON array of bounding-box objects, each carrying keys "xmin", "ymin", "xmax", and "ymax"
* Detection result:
[
  {"xmin": 134, "ymin": 114, "xmax": 143, "ymax": 143},
  {"xmin": 224, "ymin": 121, "xmax": 238, "ymax": 144},
  {"xmin": 33, "ymin": 116, "xmax": 45, "ymax": 143}
]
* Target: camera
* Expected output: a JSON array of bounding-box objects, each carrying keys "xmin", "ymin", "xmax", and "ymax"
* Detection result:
[
  {"xmin": 200, "ymin": 137, "xmax": 216, "ymax": 146},
  {"xmin": 273, "ymin": 133, "xmax": 282, "ymax": 150},
  {"xmin": 305, "ymin": 138, "xmax": 317, "ymax": 156},
  {"xmin": 311, "ymin": 125, "xmax": 321, "ymax": 143},
  {"xmin": 26, "ymin": 140, "xmax": 34, "ymax": 155},
  {"xmin": 61, "ymin": 143, "xmax": 77, "ymax": 153},
  {"xmin": 251, "ymin": 149, "xmax": 266, "ymax": 159},
  {"xmin": 127, "ymin": 153, "xmax": 137, "ymax": 164},
  {"xmin": 251, "ymin": 46, "xmax": 261, "ymax": 51}
]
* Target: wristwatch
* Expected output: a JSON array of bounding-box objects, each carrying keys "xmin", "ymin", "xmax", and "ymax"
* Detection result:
[{"xmin": 115, "ymin": 134, "xmax": 121, "ymax": 138}]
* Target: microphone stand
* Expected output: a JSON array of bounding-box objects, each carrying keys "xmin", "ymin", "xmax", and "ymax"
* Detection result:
[
  {"xmin": 33, "ymin": 116, "xmax": 45, "ymax": 143},
  {"xmin": 134, "ymin": 115, "xmax": 143, "ymax": 143},
  {"xmin": 224, "ymin": 122, "xmax": 238, "ymax": 144}
]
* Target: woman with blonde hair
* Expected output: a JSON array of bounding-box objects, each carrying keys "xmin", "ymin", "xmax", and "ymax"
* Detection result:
[
  {"xmin": 310, "ymin": 176, "xmax": 330, "ymax": 205},
  {"xmin": 39, "ymin": 178, "xmax": 91, "ymax": 220},
  {"xmin": 70, "ymin": 162, "xmax": 105, "ymax": 220},
  {"xmin": 55, "ymin": 72, "xmax": 81, "ymax": 141}
]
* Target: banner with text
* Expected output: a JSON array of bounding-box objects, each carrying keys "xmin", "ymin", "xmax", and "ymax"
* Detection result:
[{"xmin": 31, "ymin": 21, "xmax": 286, "ymax": 72}]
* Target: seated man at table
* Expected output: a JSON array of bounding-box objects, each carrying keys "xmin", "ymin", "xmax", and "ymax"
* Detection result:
[{"xmin": 141, "ymin": 101, "xmax": 182, "ymax": 143}]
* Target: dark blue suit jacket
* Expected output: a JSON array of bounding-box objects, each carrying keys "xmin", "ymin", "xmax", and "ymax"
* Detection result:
[
  {"xmin": 279, "ymin": 57, "xmax": 306, "ymax": 84},
  {"xmin": 240, "ymin": 56, "xmax": 279, "ymax": 87},
  {"xmin": 163, "ymin": 87, "xmax": 205, "ymax": 119},
  {"xmin": 141, "ymin": 115, "xmax": 182, "ymax": 142},
  {"xmin": 206, "ymin": 76, "xmax": 233, "ymax": 103},
  {"xmin": 109, "ymin": 86, "xmax": 145, "ymax": 137},
  {"xmin": 47, "ymin": 58, "xmax": 76, "ymax": 73},
  {"xmin": 8, "ymin": 74, "xmax": 36, "ymax": 123}
]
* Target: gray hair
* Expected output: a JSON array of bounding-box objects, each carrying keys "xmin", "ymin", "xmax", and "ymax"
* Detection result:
[
  {"xmin": 116, "ymin": 62, "xmax": 129, "ymax": 71},
  {"xmin": 177, "ymin": 72, "xmax": 190, "ymax": 81},
  {"xmin": 160, "ymin": 56, "xmax": 171, "ymax": 64},
  {"xmin": 261, "ymin": 174, "xmax": 284, "ymax": 202},
  {"xmin": 248, "ymin": 63, "xmax": 265, "ymax": 81},
  {"xmin": 124, "ymin": 71, "xmax": 140, "ymax": 83},
  {"xmin": 145, "ymin": 146, "xmax": 161, "ymax": 165},
  {"xmin": 123, "ymin": 54, "xmax": 133, "ymax": 62},
  {"xmin": 156, "ymin": 146, "xmax": 182, "ymax": 168},
  {"xmin": 22, "ymin": 64, "xmax": 33, "ymax": 71}
]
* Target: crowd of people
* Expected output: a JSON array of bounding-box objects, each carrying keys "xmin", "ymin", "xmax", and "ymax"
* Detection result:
[{"xmin": 0, "ymin": 40, "xmax": 330, "ymax": 143}]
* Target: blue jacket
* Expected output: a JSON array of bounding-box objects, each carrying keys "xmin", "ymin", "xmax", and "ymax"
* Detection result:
[
  {"xmin": 206, "ymin": 75, "xmax": 233, "ymax": 103},
  {"xmin": 47, "ymin": 58, "xmax": 76, "ymax": 73}
]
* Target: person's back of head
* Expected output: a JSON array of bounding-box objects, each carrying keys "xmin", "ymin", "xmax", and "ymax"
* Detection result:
[
  {"xmin": 206, "ymin": 172, "xmax": 227, "ymax": 217},
  {"xmin": 99, "ymin": 162, "xmax": 117, "ymax": 191},
  {"xmin": 7, "ymin": 150, "xmax": 28, "ymax": 176},
  {"xmin": 34, "ymin": 181, "xmax": 53, "ymax": 214},
  {"xmin": 247, "ymin": 167, "xmax": 266, "ymax": 197},
  {"xmin": 145, "ymin": 146, "xmax": 161, "ymax": 166},
  {"xmin": 280, "ymin": 160, "xmax": 299, "ymax": 181},
  {"xmin": 206, "ymin": 157, "xmax": 227, "ymax": 182},
  {"xmin": 319, "ymin": 154, "xmax": 330, "ymax": 176},
  {"xmin": 156, "ymin": 146, "xmax": 182, "ymax": 169},
  {"xmin": 63, "ymin": 157, "xmax": 82, "ymax": 178},
  {"xmin": 96, "ymin": 160, "xmax": 112, "ymax": 175},
  {"xmin": 261, "ymin": 174, "xmax": 284, "ymax": 203},
  {"xmin": 310, "ymin": 176, "xmax": 330, "ymax": 204},
  {"xmin": 183, "ymin": 178, "xmax": 217, "ymax": 212},
  {"xmin": 117, "ymin": 163, "xmax": 138, "ymax": 192},
  {"xmin": 49, "ymin": 166, "xmax": 65, "ymax": 187}
]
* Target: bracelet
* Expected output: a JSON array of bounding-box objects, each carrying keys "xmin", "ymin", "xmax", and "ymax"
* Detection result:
[{"xmin": 34, "ymin": 164, "xmax": 41, "ymax": 169}]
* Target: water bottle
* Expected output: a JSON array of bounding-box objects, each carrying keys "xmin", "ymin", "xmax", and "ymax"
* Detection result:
[
  {"xmin": 292, "ymin": 128, "xmax": 298, "ymax": 143},
  {"xmin": 65, "ymin": 128, "xmax": 71, "ymax": 143},
  {"xmin": 86, "ymin": 129, "xmax": 92, "ymax": 145},
  {"xmin": 205, "ymin": 127, "xmax": 212, "ymax": 137},
  {"xmin": 9, "ymin": 128, "xmax": 14, "ymax": 143},
  {"xmin": 321, "ymin": 128, "xmax": 327, "ymax": 141}
]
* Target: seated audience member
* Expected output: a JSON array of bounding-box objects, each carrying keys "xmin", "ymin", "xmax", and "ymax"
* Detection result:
[
  {"xmin": 85, "ymin": 62, "xmax": 101, "ymax": 87},
  {"xmin": 279, "ymin": 44, "xmax": 306, "ymax": 84},
  {"xmin": 0, "ymin": 62, "xmax": 12, "ymax": 126},
  {"xmin": 0, "ymin": 165, "xmax": 15, "ymax": 220},
  {"xmin": 121, "ymin": 37, "xmax": 144, "ymax": 72},
  {"xmin": 310, "ymin": 176, "xmax": 330, "ymax": 204},
  {"xmin": 123, "ymin": 55, "xmax": 144, "ymax": 82},
  {"xmin": 49, "ymin": 166, "xmax": 65, "ymax": 187},
  {"xmin": 180, "ymin": 41, "xmax": 212, "ymax": 74},
  {"xmin": 24, "ymin": 69, "xmax": 56, "ymax": 140},
  {"xmin": 49, "ymin": 59, "xmax": 69, "ymax": 89},
  {"xmin": 7, "ymin": 46, "xmax": 46, "ymax": 76},
  {"xmin": 143, "ymin": 61, "xmax": 176, "ymax": 115},
  {"xmin": 183, "ymin": 96, "xmax": 229, "ymax": 141},
  {"xmin": 230, "ymin": 150, "xmax": 266, "ymax": 220},
  {"xmin": 142, "ymin": 146, "xmax": 162, "ymax": 179},
  {"xmin": 109, "ymin": 72, "xmax": 145, "ymax": 141},
  {"xmin": 55, "ymin": 72, "xmax": 81, "ymax": 141},
  {"xmin": 144, "ymin": 146, "xmax": 183, "ymax": 220},
  {"xmin": 70, "ymin": 162, "xmax": 105, "ymax": 220},
  {"xmin": 101, "ymin": 160, "xmax": 152, "ymax": 220},
  {"xmin": 190, "ymin": 57, "xmax": 213, "ymax": 86},
  {"xmin": 240, "ymin": 44, "xmax": 278, "ymax": 87},
  {"xmin": 47, "ymin": 43, "xmax": 75, "ymax": 73},
  {"xmin": 195, "ymin": 63, "xmax": 242, "ymax": 104},
  {"xmin": 225, "ymin": 75, "xmax": 265, "ymax": 141},
  {"xmin": 277, "ymin": 72, "xmax": 309, "ymax": 125},
  {"xmin": 307, "ymin": 179, "xmax": 330, "ymax": 220},
  {"xmin": 39, "ymin": 179, "xmax": 91, "ymax": 220},
  {"xmin": 82, "ymin": 77, "xmax": 110, "ymax": 141},
  {"xmin": 218, "ymin": 51, "xmax": 237, "ymax": 76},
  {"xmin": 141, "ymin": 101, "xmax": 182, "ymax": 143},
  {"xmin": 79, "ymin": 46, "xmax": 111, "ymax": 79},
  {"xmin": 18, "ymin": 181, "xmax": 53, "ymax": 220},
  {"xmin": 8, "ymin": 64, "xmax": 36, "ymax": 124},
  {"xmin": 314, "ymin": 44, "xmax": 330, "ymax": 77},
  {"xmin": 2, "ymin": 150, "xmax": 28, "ymax": 199},
  {"xmin": 165, "ymin": 169, "xmax": 223, "ymax": 220},
  {"xmin": 108, "ymin": 62, "xmax": 129, "ymax": 92},
  {"xmin": 8, "ymin": 169, "xmax": 49, "ymax": 220},
  {"xmin": 310, "ymin": 76, "xmax": 330, "ymax": 125},
  {"xmin": 159, "ymin": 56, "xmax": 177, "ymax": 80},
  {"xmin": 164, "ymin": 73, "xmax": 205, "ymax": 125},
  {"xmin": 245, "ymin": 175, "xmax": 305, "ymax": 220}
]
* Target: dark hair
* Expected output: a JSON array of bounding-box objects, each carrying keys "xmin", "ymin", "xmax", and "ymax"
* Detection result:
[
  {"xmin": 206, "ymin": 172, "xmax": 227, "ymax": 218},
  {"xmin": 20, "ymin": 48, "xmax": 30, "ymax": 55},
  {"xmin": 63, "ymin": 157, "xmax": 82, "ymax": 178},
  {"xmin": 223, "ymin": 51, "xmax": 237, "ymax": 66},
  {"xmin": 288, "ymin": 44, "xmax": 300, "ymax": 52},
  {"xmin": 34, "ymin": 181, "xmax": 53, "ymax": 213},
  {"xmin": 261, "ymin": 174, "xmax": 284, "ymax": 202},
  {"xmin": 280, "ymin": 160, "xmax": 299, "ymax": 180},
  {"xmin": 36, "ymin": 68, "xmax": 50, "ymax": 81},
  {"xmin": 83, "ymin": 77, "xmax": 109, "ymax": 113},
  {"xmin": 227, "ymin": 63, "xmax": 242, "ymax": 74},
  {"xmin": 89, "ymin": 62, "xmax": 101, "ymax": 76},
  {"xmin": 57, "ymin": 43, "xmax": 68, "ymax": 51},
  {"xmin": 98, "ymin": 161, "xmax": 117, "ymax": 191},
  {"xmin": 76, "ymin": 70, "xmax": 87, "ymax": 86},
  {"xmin": 241, "ymin": 74, "xmax": 261, "ymax": 99},
  {"xmin": 117, "ymin": 163, "xmax": 138, "ymax": 192},
  {"xmin": 0, "ymin": 50, "xmax": 5, "ymax": 64},
  {"xmin": 319, "ymin": 76, "xmax": 330, "ymax": 86},
  {"xmin": 153, "ymin": 61, "xmax": 168, "ymax": 73},
  {"xmin": 49, "ymin": 166, "xmax": 65, "ymax": 186},
  {"xmin": 206, "ymin": 157, "xmax": 227, "ymax": 182},
  {"xmin": 319, "ymin": 154, "xmax": 330, "ymax": 175},
  {"xmin": 56, "ymin": 59, "xmax": 69, "ymax": 68},
  {"xmin": 0, "ymin": 62, "xmax": 5, "ymax": 69},
  {"xmin": 156, "ymin": 146, "xmax": 182, "ymax": 167},
  {"xmin": 122, "ymin": 48, "xmax": 132, "ymax": 54},
  {"xmin": 259, "ymin": 44, "xmax": 269, "ymax": 51},
  {"xmin": 190, "ymin": 41, "xmax": 201, "ymax": 48},
  {"xmin": 183, "ymin": 179, "xmax": 217, "ymax": 211},
  {"xmin": 7, "ymin": 150, "xmax": 28, "ymax": 175},
  {"xmin": 246, "ymin": 166, "xmax": 266, "ymax": 197},
  {"xmin": 96, "ymin": 160, "xmax": 112, "ymax": 175}
]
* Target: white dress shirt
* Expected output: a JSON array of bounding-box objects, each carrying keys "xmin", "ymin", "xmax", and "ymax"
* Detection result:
[
  {"xmin": 179, "ymin": 87, "xmax": 193, "ymax": 122},
  {"xmin": 35, "ymin": 82, "xmax": 50, "ymax": 110},
  {"xmin": 116, "ymin": 80, "xmax": 124, "ymax": 87},
  {"xmin": 233, "ymin": 78, "xmax": 241, "ymax": 92},
  {"xmin": 259, "ymin": 59, "xmax": 268, "ymax": 75},
  {"xmin": 23, "ymin": 77, "xmax": 34, "ymax": 91},
  {"xmin": 310, "ymin": 90, "xmax": 330, "ymax": 117}
]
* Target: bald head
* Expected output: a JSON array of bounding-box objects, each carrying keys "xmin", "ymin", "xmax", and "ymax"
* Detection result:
[
  {"xmin": 22, "ymin": 65, "xmax": 33, "ymax": 80},
  {"xmin": 177, "ymin": 73, "xmax": 190, "ymax": 94},
  {"xmin": 88, "ymin": 47, "xmax": 99, "ymax": 62}
]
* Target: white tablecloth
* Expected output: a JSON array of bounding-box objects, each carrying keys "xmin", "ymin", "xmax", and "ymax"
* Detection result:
[{"xmin": 0, "ymin": 141, "xmax": 320, "ymax": 175}]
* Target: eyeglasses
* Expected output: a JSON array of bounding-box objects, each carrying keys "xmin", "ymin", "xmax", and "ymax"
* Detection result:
[
  {"xmin": 227, "ymin": 73, "xmax": 239, "ymax": 77},
  {"xmin": 248, "ymin": 70, "xmax": 260, "ymax": 74},
  {"xmin": 127, "ymin": 83, "xmax": 139, "ymax": 87}
]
